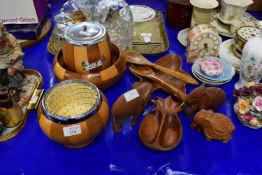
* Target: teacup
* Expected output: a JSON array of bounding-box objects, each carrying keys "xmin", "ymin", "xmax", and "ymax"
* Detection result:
[{"xmin": 220, "ymin": 0, "xmax": 253, "ymax": 24}]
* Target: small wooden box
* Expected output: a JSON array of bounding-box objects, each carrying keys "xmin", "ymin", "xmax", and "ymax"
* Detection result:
[{"xmin": 166, "ymin": 0, "xmax": 193, "ymax": 29}]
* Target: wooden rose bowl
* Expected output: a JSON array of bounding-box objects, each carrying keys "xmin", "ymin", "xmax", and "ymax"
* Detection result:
[
  {"xmin": 53, "ymin": 43, "xmax": 126, "ymax": 89},
  {"xmin": 38, "ymin": 80, "xmax": 109, "ymax": 148}
]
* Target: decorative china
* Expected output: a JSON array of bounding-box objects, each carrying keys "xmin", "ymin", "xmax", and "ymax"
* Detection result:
[
  {"xmin": 177, "ymin": 28, "xmax": 189, "ymax": 47},
  {"xmin": 187, "ymin": 24, "xmax": 222, "ymax": 63},
  {"xmin": 130, "ymin": 5, "xmax": 156, "ymax": 22},
  {"xmin": 219, "ymin": 0, "xmax": 253, "ymax": 24},
  {"xmin": 210, "ymin": 12, "xmax": 260, "ymax": 38},
  {"xmin": 190, "ymin": 0, "xmax": 218, "ymax": 26},
  {"xmin": 192, "ymin": 57, "xmax": 235, "ymax": 85},
  {"xmin": 62, "ymin": 22, "xmax": 112, "ymax": 73},
  {"xmin": 38, "ymin": 80, "xmax": 109, "ymax": 148},
  {"xmin": 53, "ymin": 43, "xmax": 126, "ymax": 89},
  {"xmin": 219, "ymin": 39, "xmax": 241, "ymax": 72},
  {"xmin": 235, "ymin": 26, "xmax": 261, "ymax": 54},
  {"xmin": 236, "ymin": 32, "xmax": 262, "ymax": 88},
  {"xmin": 234, "ymin": 82, "xmax": 262, "ymax": 129},
  {"xmin": 199, "ymin": 58, "xmax": 224, "ymax": 77}
]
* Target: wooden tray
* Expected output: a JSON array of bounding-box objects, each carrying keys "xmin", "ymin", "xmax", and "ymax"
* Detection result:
[
  {"xmin": 18, "ymin": 19, "xmax": 51, "ymax": 49},
  {"xmin": 131, "ymin": 11, "xmax": 169, "ymax": 55},
  {"xmin": 0, "ymin": 69, "xmax": 43, "ymax": 142}
]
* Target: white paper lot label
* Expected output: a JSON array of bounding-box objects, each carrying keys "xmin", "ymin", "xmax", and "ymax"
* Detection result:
[
  {"xmin": 63, "ymin": 125, "xmax": 82, "ymax": 137},
  {"xmin": 124, "ymin": 89, "xmax": 140, "ymax": 102}
]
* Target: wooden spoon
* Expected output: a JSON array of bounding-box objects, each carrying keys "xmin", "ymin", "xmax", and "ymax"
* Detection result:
[
  {"xmin": 129, "ymin": 65, "xmax": 187, "ymax": 101},
  {"xmin": 124, "ymin": 51, "xmax": 198, "ymax": 85}
]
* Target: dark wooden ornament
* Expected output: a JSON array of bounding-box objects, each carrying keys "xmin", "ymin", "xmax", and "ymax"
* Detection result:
[{"xmin": 182, "ymin": 84, "xmax": 226, "ymax": 116}]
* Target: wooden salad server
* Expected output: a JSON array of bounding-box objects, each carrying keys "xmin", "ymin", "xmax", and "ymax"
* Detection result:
[{"xmin": 124, "ymin": 51, "xmax": 198, "ymax": 85}]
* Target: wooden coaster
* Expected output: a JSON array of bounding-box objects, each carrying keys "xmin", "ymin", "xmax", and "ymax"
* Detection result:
[{"xmin": 18, "ymin": 19, "xmax": 51, "ymax": 49}]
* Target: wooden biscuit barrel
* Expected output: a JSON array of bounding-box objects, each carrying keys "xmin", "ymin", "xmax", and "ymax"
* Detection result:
[
  {"xmin": 38, "ymin": 80, "xmax": 109, "ymax": 148},
  {"xmin": 62, "ymin": 22, "xmax": 112, "ymax": 73}
]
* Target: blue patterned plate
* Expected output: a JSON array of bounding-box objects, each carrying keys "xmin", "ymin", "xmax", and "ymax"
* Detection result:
[{"xmin": 192, "ymin": 56, "xmax": 235, "ymax": 82}]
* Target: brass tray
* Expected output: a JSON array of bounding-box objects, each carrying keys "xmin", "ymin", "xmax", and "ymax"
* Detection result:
[
  {"xmin": 0, "ymin": 69, "xmax": 44, "ymax": 142},
  {"xmin": 131, "ymin": 11, "xmax": 169, "ymax": 55}
]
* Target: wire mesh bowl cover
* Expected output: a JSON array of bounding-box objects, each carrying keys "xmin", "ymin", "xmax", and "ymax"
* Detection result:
[{"xmin": 42, "ymin": 80, "xmax": 101, "ymax": 124}]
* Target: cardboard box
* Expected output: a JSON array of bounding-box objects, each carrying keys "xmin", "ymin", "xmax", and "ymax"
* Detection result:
[
  {"xmin": 0, "ymin": 0, "xmax": 48, "ymax": 24},
  {"xmin": 5, "ymin": 16, "xmax": 47, "ymax": 40}
]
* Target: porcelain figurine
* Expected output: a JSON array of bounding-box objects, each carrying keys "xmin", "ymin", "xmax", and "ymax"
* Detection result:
[
  {"xmin": 182, "ymin": 84, "xmax": 226, "ymax": 116},
  {"xmin": 187, "ymin": 24, "xmax": 222, "ymax": 63},
  {"xmin": 192, "ymin": 109, "xmax": 235, "ymax": 143},
  {"xmin": 0, "ymin": 93, "xmax": 23, "ymax": 128},
  {"xmin": 0, "ymin": 23, "xmax": 25, "ymax": 101},
  {"xmin": 112, "ymin": 81, "xmax": 155, "ymax": 132},
  {"xmin": 235, "ymin": 31, "xmax": 262, "ymax": 88},
  {"xmin": 219, "ymin": 0, "xmax": 253, "ymax": 24},
  {"xmin": 234, "ymin": 82, "xmax": 262, "ymax": 129},
  {"xmin": 139, "ymin": 96, "xmax": 183, "ymax": 151}
]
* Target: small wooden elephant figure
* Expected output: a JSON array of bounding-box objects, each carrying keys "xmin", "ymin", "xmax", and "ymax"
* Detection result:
[
  {"xmin": 0, "ymin": 93, "xmax": 23, "ymax": 128},
  {"xmin": 111, "ymin": 81, "xmax": 155, "ymax": 133},
  {"xmin": 182, "ymin": 84, "xmax": 226, "ymax": 116}
]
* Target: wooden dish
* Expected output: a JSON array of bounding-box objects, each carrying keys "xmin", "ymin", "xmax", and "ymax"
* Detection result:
[
  {"xmin": 19, "ymin": 19, "xmax": 51, "ymax": 49},
  {"xmin": 139, "ymin": 96, "xmax": 183, "ymax": 151},
  {"xmin": 38, "ymin": 80, "xmax": 109, "ymax": 148},
  {"xmin": 53, "ymin": 43, "xmax": 126, "ymax": 89}
]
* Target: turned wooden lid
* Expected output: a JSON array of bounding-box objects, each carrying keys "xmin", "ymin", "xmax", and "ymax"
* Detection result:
[{"xmin": 41, "ymin": 80, "xmax": 101, "ymax": 124}]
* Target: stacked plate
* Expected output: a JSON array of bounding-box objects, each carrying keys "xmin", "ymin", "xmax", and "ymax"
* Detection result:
[{"xmin": 192, "ymin": 57, "xmax": 235, "ymax": 85}]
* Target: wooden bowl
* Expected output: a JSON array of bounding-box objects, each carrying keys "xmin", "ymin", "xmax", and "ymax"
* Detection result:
[
  {"xmin": 38, "ymin": 80, "xmax": 109, "ymax": 148},
  {"xmin": 53, "ymin": 43, "xmax": 126, "ymax": 89}
]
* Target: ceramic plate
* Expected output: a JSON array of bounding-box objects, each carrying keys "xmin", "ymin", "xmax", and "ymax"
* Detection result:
[
  {"xmin": 219, "ymin": 39, "xmax": 241, "ymax": 72},
  {"xmin": 130, "ymin": 5, "xmax": 156, "ymax": 22},
  {"xmin": 210, "ymin": 12, "xmax": 261, "ymax": 38},
  {"xmin": 177, "ymin": 28, "xmax": 189, "ymax": 47},
  {"xmin": 192, "ymin": 57, "xmax": 235, "ymax": 82},
  {"xmin": 192, "ymin": 68, "xmax": 232, "ymax": 85},
  {"xmin": 192, "ymin": 68, "xmax": 231, "ymax": 83}
]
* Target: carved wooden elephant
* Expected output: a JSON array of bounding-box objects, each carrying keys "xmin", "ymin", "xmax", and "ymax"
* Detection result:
[
  {"xmin": 183, "ymin": 84, "xmax": 226, "ymax": 116},
  {"xmin": 111, "ymin": 81, "xmax": 155, "ymax": 133}
]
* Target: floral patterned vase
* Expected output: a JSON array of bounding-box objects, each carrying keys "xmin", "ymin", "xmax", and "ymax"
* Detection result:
[{"xmin": 235, "ymin": 32, "xmax": 262, "ymax": 89}]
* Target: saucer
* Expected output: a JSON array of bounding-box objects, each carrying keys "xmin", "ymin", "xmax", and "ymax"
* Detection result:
[
  {"xmin": 177, "ymin": 28, "xmax": 189, "ymax": 47},
  {"xmin": 210, "ymin": 12, "xmax": 260, "ymax": 38},
  {"xmin": 219, "ymin": 39, "xmax": 241, "ymax": 72},
  {"xmin": 216, "ymin": 13, "xmax": 232, "ymax": 25},
  {"xmin": 192, "ymin": 57, "xmax": 235, "ymax": 82},
  {"xmin": 130, "ymin": 5, "xmax": 156, "ymax": 22},
  {"xmin": 192, "ymin": 68, "xmax": 232, "ymax": 85}
]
